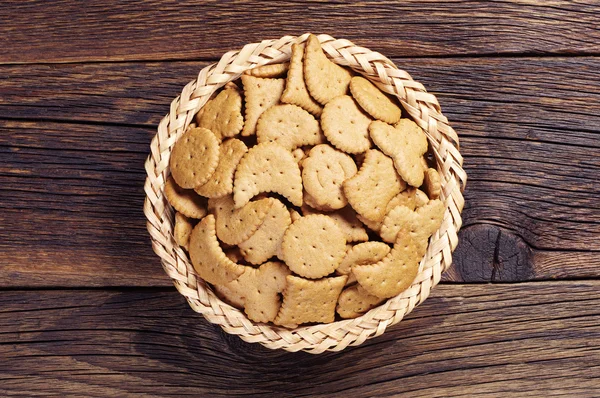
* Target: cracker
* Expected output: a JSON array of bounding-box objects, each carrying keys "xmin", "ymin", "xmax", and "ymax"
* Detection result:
[
  {"xmin": 210, "ymin": 195, "xmax": 274, "ymax": 245},
  {"xmin": 303, "ymin": 190, "xmax": 335, "ymax": 212},
  {"xmin": 281, "ymin": 214, "xmax": 347, "ymax": 279},
  {"xmin": 240, "ymin": 75, "xmax": 285, "ymax": 136},
  {"xmin": 196, "ymin": 88, "xmax": 244, "ymax": 141},
  {"xmin": 416, "ymin": 189, "xmax": 430, "ymax": 207},
  {"xmin": 256, "ymin": 104, "xmax": 324, "ymax": 150},
  {"xmin": 353, "ymin": 229, "xmax": 427, "ymax": 299},
  {"xmin": 336, "ymin": 284, "xmax": 385, "ymax": 319},
  {"xmin": 289, "ymin": 208, "xmax": 302, "ymax": 222},
  {"xmin": 169, "ymin": 127, "xmax": 220, "ymax": 189},
  {"xmin": 164, "ymin": 175, "xmax": 209, "ymax": 219},
  {"xmin": 174, "ymin": 212, "xmax": 194, "ymax": 250},
  {"xmin": 379, "ymin": 199, "xmax": 445, "ymax": 243},
  {"xmin": 224, "ymin": 247, "xmax": 245, "ymax": 264},
  {"xmin": 238, "ymin": 199, "xmax": 291, "ymax": 264},
  {"xmin": 321, "ymin": 95, "xmax": 372, "ymax": 154},
  {"xmin": 244, "ymin": 62, "xmax": 289, "ymax": 78},
  {"xmin": 274, "ymin": 275, "xmax": 347, "ymax": 328},
  {"xmin": 369, "ymin": 119, "xmax": 428, "ymax": 187},
  {"xmin": 188, "ymin": 215, "xmax": 245, "ymax": 285},
  {"xmin": 281, "ymin": 43, "xmax": 322, "ymax": 116},
  {"xmin": 343, "ymin": 149, "xmax": 405, "ymax": 222},
  {"xmin": 233, "ymin": 142, "xmax": 303, "ymax": 208},
  {"xmin": 301, "ymin": 144, "xmax": 357, "ymax": 210},
  {"xmin": 356, "ymin": 188, "xmax": 419, "ymax": 232},
  {"xmin": 195, "ymin": 138, "xmax": 248, "ymax": 198},
  {"xmin": 349, "ymin": 76, "xmax": 401, "ymax": 124},
  {"xmin": 303, "ymin": 205, "xmax": 368, "ymax": 243},
  {"xmin": 304, "ymin": 34, "xmax": 352, "ymax": 105},
  {"xmin": 292, "ymin": 147, "xmax": 306, "ymax": 165},
  {"xmin": 337, "ymin": 241, "xmax": 391, "ymax": 275},
  {"xmin": 214, "ymin": 261, "xmax": 291, "ymax": 323},
  {"xmin": 423, "ymin": 168, "xmax": 441, "ymax": 200}
]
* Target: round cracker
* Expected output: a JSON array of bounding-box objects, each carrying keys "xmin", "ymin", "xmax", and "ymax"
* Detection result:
[
  {"xmin": 164, "ymin": 175, "xmax": 208, "ymax": 219},
  {"xmin": 281, "ymin": 215, "xmax": 346, "ymax": 279},
  {"xmin": 350, "ymin": 76, "xmax": 401, "ymax": 124},
  {"xmin": 196, "ymin": 88, "xmax": 244, "ymax": 141},
  {"xmin": 169, "ymin": 127, "xmax": 220, "ymax": 189},
  {"xmin": 337, "ymin": 241, "xmax": 391, "ymax": 275},
  {"xmin": 256, "ymin": 104, "xmax": 323, "ymax": 150},
  {"xmin": 321, "ymin": 95, "xmax": 372, "ymax": 154},
  {"xmin": 210, "ymin": 195, "xmax": 275, "ymax": 245},
  {"xmin": 195, "ymin": 138, "xmax": 248, "ymax": 198}
]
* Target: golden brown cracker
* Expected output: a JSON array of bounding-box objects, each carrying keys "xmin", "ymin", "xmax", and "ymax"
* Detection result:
[
  {"xmin": 343, "ymin": 149, "xmax": 405, "ymax": 222},
  {"xmin": 281, "ymin": 43, "xmax": 323, "ymax": 116},
  {"xmin": 423, "ymin": 168, "xmax": 441, "ymax": 200},
  {"xmin": 256, "ymin": 104, "xmax": 324, "ymax": 150},
  {"xmin": 195, "ymin": 138, "xmax": 248, "ymax": 198},
  {"xmin": 336, "ymin": 284, "xmax": 385, "ymax": 319},
  {"xmin": 357, "ymin": 188, "xmax": 421, "ymax": 232},
  {"xmin": 415, "ymin": 189, "xmax": 430, "ymax": 207},
  {"xmin": 188, "ymin": 215, "xmax": 245, "ymax": 285},
  {"xmin": 302, "ymin": 144, "xmax": 357, "ymax": 210},
  {"xmin": 292, "ymin": 147, "xmax": 306, "ymax": 165},
  {"xmin": 281, "ymin": 214, "xmax": 347, "ymax": 279},
  {"xmin": 289, "ymin": 208, "xmax": 302, "ymax": 222},
  {"xmin": 303, "ymin": 190, "xmax": 335, "ymax": 212},
  {"xmin": 196, "ymin": 88, "xmax": 244, "ymax": 141},
  {"xmin": 303, "ymin": 205, "xmax": 368, "ymax": 243},
  {"xmin": 224, "ymin": 247, "xmax": 245, "ymax": 264},
  {"xmin": 238, "ymin": 198, "xmax": 291, "ymax": 265},
  {"xmin": 164, "ymin": 175, "xmax": 208, "ymax": 219},
  {"xmin": 169, "ymin": 127, "xmax": 220, "ymax": 189},
  {"xmin": 304, "ymin": 34, "xmax": 352, "ymax": 105},
  {"xmin": 379, "ymin": 199, "xmax": 445, "ymax": 243},
  {"xmin": 244, "ymin": 62, "xmax": 289, "ymax": 78},
  {"xmin": 174, "ymin": 212, "xmax": 194, "ymax": 250},
  {"xmin": 349, "ymin": 76, "xmax": 401, "ymax": 124},
  {"xmin": 337, "ymin": 241, "xmax": 391, "ymax": 275},
  {"xmin": 240, "ymin": 75, "xmax": 285, "ymax": 136},
  {"xmin": 321, "ymin": 95, "xmax": 373, "ymax": 154},
  {"xmin": 369, "ymin": 119, "xmax": 428, "ymax": 187},
  {"xmin": 210, "ymin": 195, "xmax": 274, "ymax": 245},
  {"xmin": 233, "ymin": 142, "xmax": 303, "ymax": 208},
  {"xmin": 274, "ymin": 275, "xmax": 347, "ymax": 328}
]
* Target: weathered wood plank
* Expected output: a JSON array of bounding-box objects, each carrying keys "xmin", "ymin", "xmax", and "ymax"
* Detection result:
[
  {"xmin": 1, "ymin": 283, "xmax": 599, "ymax": 396},
  {"xmin": 1, "ymin": 1, "xmax": 600, "ymax": 64}
]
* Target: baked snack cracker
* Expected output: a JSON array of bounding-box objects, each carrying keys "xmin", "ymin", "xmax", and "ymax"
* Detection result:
[
  {"xmin": 302, "ymin": 205, "xmax": 368, "ymax": 243},
  {"xmin": 304, "ymin": 34, "xmax": 352, "ymax": 105},
  {"xmin": 349, "ymin": 76, "xmax": 401, "ymax": 124},
  {"xmin": 164, "ymin": 175, "xmax": 208, "ymax": 219},
  {"xmin": 281, "ymin": 215, "xmax": 346, "ymax": 279},
  {"xmin": 256, "ymin": 104, "xmax": 323, "ymax": 150},
  {"xmin": 423, "ymin": 168, "xmax": 441, "ymax": 200},
  {"xmin": 379, "ymin": 199, "xmax": 445, "ymax": 243},
  {"xmin": 321, "ymin": 95, "xmax": 372, "ymax": 154},
  {"xmin": 343, "ymin": 149, "xmax": 405, "ymax": 222},
  {"xmin": 274, "ymin": 275, "xmax": 347, "ymax": 328},
  {"xmin": 370, "ymin": 119, "xmax": 428, "ymax": 187},
  {"xmin": 196, "ymin": 87, "xmax": 244, "ymax": 141},
  {"xmin": 244, "ymin": 62, "xmax": 289, "ymax": 78},
  {"xmin": 336, "ymin": 241, "xmax": 391, "ymax": 275},
  {"xmin": 214, "ymin": 261, "xmax": 290, "ymax": 323},
  {"xmin": 174, "ymin": 212, "xmax": 194, "ymax": 250},
  {"xmin": 169, "ymin": 127, "xmax": 220, "ymax": 189},
  {"xmin": 336, "ymin": 284, "xmax": 385, "ymax": 319},
  {"xmin": 188, "ymin": 215, "xmax": 245, "ymax": 285},
  {"xmin": 210, "ymin": 195, "xmax": 274, "ymax": 245},
  {"xmin": 195, "ymin": 138, "xmax": 248, "ymax": 198},
  {"xmin": 240, "ymin": 75, "xmax": 285, "ymax": 136},
  {"xmin": 302, "ymin": 144, "xmax": 357, "ymax": 209},
  {"xmin": 233, "ymin": 142, "xmax": 303, "ymax": 208},
  {"xmin": 281, "ymin": 43, "xmax": 322, "ymax": 116},
  {"xmin": 356, "ymin": 188, "xmax": 419, "ymax": 233}
]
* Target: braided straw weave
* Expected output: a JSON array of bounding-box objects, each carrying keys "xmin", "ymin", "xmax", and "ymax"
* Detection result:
[{"xmin": 144, "ymin": 33, "xmax": 467, "ymax": 354}]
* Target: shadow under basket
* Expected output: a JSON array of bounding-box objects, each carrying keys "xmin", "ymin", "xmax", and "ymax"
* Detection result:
[{"xmin": 143, "ymin": 33, "xmax": 467, "ymax": 354}]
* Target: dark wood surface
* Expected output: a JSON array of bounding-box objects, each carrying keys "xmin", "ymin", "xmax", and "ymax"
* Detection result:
[{"xmin": 1, "ymin": 1, "xmax": 599, "ymax": 396}]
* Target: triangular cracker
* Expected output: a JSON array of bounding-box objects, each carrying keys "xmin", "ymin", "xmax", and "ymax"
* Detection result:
[
  {"xmin": 281, "ymin": 43, "xmax": 323, "ymax": 116},
  {"xmin": 240, "ymin": 75, "xmax": 285, "ymax": 136}
]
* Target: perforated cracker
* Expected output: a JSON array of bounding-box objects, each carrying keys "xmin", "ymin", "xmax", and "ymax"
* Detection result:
[
  {"xmin": 349, "ymin": 76, "xmax": 401, "ymax": 124},
  {"xmin": 304, "ymin": 34, "xmax": 352, "ymax": 105},
  {"xmin": 303, "ymin": 190, "xmax": 335, "ymax": 212},
  {"xmin": 195, "ymin": 138, "xmax": 248, "ymax": 198},
  {"xmin": 336, "ymin": 241, "xmax": 391, "ymax": 275},
  {"xmin": 240, "ymin": 75, "xmax": 285, "ymax": 136},
  {"xmin": 174, "ymin": 212, "xmax": 194, "ymax": 250},
  {"xmin": 244, "ymin": 62, "xmax": 289, "ymax": 78},
  {"xmin": 188, "ymin": 215, "xmax": 245, "ymax": 285},
  {"xmin": 302, "ymin": 205, "xmax": 368, "ymax": 243},
  {"xmin": 169, "ymin": 127, "xmax": 220, "ymax": 189},
  {"xmin": 210, "ymin": 195, "xmax": 274, "ymax": 245},
  {"xmin": 164, "ymin": 175, "xmax": 208, "ymax": 219},
  {"xmin": 274, "ymin": 275, "xmax": 347, "ymax": 328},
  {"xmin": 369, "ymin": 119, "xmax": 428, "ymax": 187},
  {"xmin": 321, "ymin": 95, "xmax": 372, "ymax": 154},
  {"xmin": 281, "ymin": 214, "xmax": 346, "ymax": 279},
  {"xmin": 343, "ymin": 149, "xmax": 405, "ymax": 222},
  {"xmin": 302, "ymin": 144, "xmax": 357, "ymax": 210},
  {"xmin": 336, "ymin": 284, "xmax": 385, "ymax": 319},
  {"xmin": 379, "ymin": 199, "xmax": 445, "ymax": 243},
  {"xmin": 256, "ymin": 104, "xmax": 324, "ymax": 150},
  {"xmin": 233, "ymin": 142, "xmax": 303, "ymax": 208},
  {"xmin": 281, "ymin": 43, "xmax": 322, "ymax": 116},
  {"xmin": 196, "ymin": 88, "xmax": 244, "ymax": 141}
]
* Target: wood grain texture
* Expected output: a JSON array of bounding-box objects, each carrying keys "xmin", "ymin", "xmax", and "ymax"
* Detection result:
[
  {"xmin": 1, "ymin": 283, "xmax": 599, "ymax": 396},
  {"xmin": 1, "ymin": 57, "xmax": 598, "ymax": 286},
  {"xmin": 1, "ymin": 1, "xmax": 600, "ymax": 64}
]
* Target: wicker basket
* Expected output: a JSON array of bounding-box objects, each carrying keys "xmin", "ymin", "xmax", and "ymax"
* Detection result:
[{"xmin": 143, "ymin": 33, "xmax": 466, "ymax": 354}]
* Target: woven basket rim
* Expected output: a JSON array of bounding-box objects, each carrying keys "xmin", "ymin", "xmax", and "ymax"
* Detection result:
[{"xmin": 143, "ymin": 33, "xmax": 467, "ymax": 354}]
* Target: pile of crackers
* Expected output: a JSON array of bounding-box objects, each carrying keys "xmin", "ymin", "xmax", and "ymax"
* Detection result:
[{"xmin": 165, "ymin": 35, "xmax": 444, "ymax": 328}]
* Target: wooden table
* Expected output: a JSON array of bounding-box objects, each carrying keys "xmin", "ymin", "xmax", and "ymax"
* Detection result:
[{"xmin": 2, "ymin": 2, "xmax": 599, "ymax": 396}]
